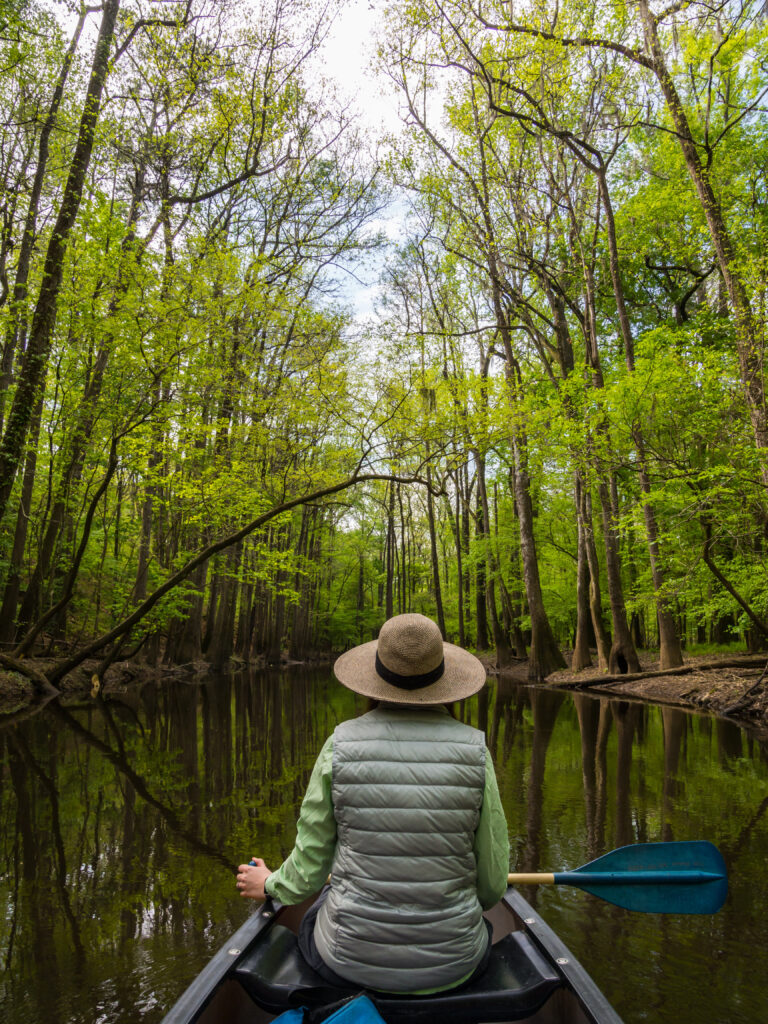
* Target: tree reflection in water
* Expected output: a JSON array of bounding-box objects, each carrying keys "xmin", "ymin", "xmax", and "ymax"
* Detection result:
[{"xmin": 1, "ymin": 670, "xmax": 768, "ymax": 1024}]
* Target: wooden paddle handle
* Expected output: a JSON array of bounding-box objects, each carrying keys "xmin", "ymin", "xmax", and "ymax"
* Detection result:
[{"xmin": 507, "ymin": 873, "xmax": 556, "ymax": 885}]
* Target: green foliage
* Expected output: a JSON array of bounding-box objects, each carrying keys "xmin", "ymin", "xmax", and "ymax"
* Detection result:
[{"xmin": 0, "ymin": 0, "xmax": 766, "ymax": 669}]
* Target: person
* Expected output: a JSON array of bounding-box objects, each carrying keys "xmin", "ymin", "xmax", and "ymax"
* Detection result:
[{"xmin": 236, "ymin": 613, "xmax": 509, "ymax": 994}]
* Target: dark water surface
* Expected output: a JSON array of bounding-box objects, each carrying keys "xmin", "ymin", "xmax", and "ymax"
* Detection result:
[{"xmin": 1, "ymin": 669, "xmax": 767, "ymax": 1024}]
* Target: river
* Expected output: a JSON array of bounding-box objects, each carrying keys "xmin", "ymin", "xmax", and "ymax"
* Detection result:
[{"xmin": 1, "ymin": 669, "xmax": 766, "ymax": 1023}]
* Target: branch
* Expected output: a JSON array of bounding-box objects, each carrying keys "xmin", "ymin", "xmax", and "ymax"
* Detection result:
[
  {"xmin": 472, "ymin": 7, "xmax": 654, "ymax": 70},
  {"xmin": 654, "ymin": 0, "xmax": 694, "ymax": 23},
  {"xmin": 0, "ymin": 653, "xmax": 58, "ymax": 695},
  {"xmin": 702, "ymin": 520, "xmax": 768, "ymax": 636},
  {"xmin": 47, "ymin": 471, "xmax": 427, "ymax": 685},
  {"xmin": 167, "ymin": 147, "xmax": 293, "ymax": 206},
  {"xmin": 114, "ymin": 1, "xmax": 194, "ymax": 60},
  {"xmin": 14, "ymin": 437, "xmax": 119, "ymax": 658}
]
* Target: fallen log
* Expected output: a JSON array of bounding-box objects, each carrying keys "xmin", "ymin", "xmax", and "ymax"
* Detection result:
[
  {"xmin": 0, "ymin": 652, "xmax": 58, "ymax": 695},
  {"xmin": 550, "ymin": 655, "xmax": 767, "ymax": 690}
]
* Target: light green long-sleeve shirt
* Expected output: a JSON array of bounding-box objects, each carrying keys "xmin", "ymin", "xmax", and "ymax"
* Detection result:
[{"xmin": 265, "ymin": 732, "xmax": 510, "ymax": 908}]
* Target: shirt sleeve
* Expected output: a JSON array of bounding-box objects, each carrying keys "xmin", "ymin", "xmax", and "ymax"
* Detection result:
[
  {"xmin": 264, "ymin": 734, "xmax": 336, "ymax": 905},
  {"xmin": 473, "ymin": 749, "xmax": 510, "ymax": 909}
]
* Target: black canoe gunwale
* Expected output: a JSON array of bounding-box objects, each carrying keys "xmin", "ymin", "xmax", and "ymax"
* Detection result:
[
  {"xmin": 160, "ymin": 888, "xmax": 623, "ymax": 1024},
  {"xmin": 161, "ymin": 900, "xmax": 279, "ymax": 1024},
  {"xmin": 498, "ymin": 889, "xmax": 621, "ymax": 1024}
]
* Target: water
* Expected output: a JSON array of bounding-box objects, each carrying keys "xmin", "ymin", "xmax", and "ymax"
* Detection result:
[{"xmin": 1, "ymin": 669, "xmax": 767, "ymax": 1024}]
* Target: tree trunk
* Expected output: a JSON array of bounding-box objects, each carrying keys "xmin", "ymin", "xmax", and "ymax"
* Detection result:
[
  {"xmin": 499, "ymin": 576, "xmax": 527, "ymax": 659},
  {"xmin": 597, "ymin": 479, "xmax": 641, "ymax": 674},
  {"xmin": 477, "ymin": 456, "xmax": 513, "ymax": 667},
  {"xmin": 289, "ymin": 507, "xmax": 313, "ymax": 657},
  {"xmin": 636, "ymin": 441, "xmax": 683, "ymax": 668},
  {"xmin": 510, "ymin": 432, "xmax": 566, "ymax": 680},
  {"xmin": 397, "ymin": 483, "xmax": 408, "ymax": 612},
  {"xmin": 425, "ymin": 460, "xmax": 446, "ymax": 637},
  {"xmin": 385, "ymin": 481, "xmax": 395, "ymax": 619},
  {"xmin": 0, "ymin": 392, "xmax": 44, "ymax": 644},
  {"xmin": 165, "ymin": 561, "xmax": 206, "ymax": 664},
  {"xmin": 597, "ymin": 164, "xmax": 684, "ymax": 669},
  {"xmin": 571, "ymin": 473, "xmax": 594, "ymax": 672},
  {"xmin": 637, "ymin": 0, "xmax": 768, "ymax": 491},
  {"xmin": 461, "ymin": 464, "xmax": 473, "ymax": 641},
  {"xmin": 477, "ymin": 190, "xmax": 563, "ymax": 677},
  {"xmin": 582, "ymin": 490, "xmax": 611, "ymax": 672},
  {"xmin": 474, "ymin": 488, "xmax": 490, "ymax": 650},
  {"xmin": 208, "ymin": 544, "xmax": 241, "ymax": 667},
  {"xmin": 0, "ymin": 0, "xmax": 122, "ymax": 521},
  {"xmin": 442, "ymin": 478, "xmax": 466, "ymax": 645},
  {"xmin": 0, "ymin": 10, "xmax": 87, "ymax": 433}
]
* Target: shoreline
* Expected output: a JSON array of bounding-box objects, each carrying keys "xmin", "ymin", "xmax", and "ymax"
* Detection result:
[
  {"xmin": 482, "ymin": 650, "xmax": 768, "ymax": 738},
  {"xmin": 1, "ymin": 649, "xmax": 767, "ymax": 736}
]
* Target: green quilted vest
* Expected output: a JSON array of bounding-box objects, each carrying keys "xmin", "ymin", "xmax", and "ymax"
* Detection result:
[{"xmin": 313, "ymin": 705, "xmax": 488, "ymax": 992}]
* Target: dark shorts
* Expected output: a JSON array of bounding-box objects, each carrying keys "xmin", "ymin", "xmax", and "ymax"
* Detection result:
[{"xmin": 297, "ymin": 887, "xmax": 494, "ymax": 993}]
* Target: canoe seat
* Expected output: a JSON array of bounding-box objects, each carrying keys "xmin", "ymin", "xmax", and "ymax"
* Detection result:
[{"xmin": 234, "ymin": 925, "xmax": 563, "ymax": 1023}]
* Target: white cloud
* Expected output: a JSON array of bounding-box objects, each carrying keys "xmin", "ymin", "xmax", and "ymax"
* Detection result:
[{"xmin": 318, "ymin": 0, "xmax": 403, "ymax": 136}]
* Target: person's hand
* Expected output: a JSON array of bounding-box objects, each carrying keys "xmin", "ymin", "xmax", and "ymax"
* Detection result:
[{"xmin": 236, "ymin": 857, "xmax": 272, "ymax": 900}]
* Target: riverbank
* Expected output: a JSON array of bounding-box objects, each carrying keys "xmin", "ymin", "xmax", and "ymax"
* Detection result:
[
  {"xmin": 0, "ymin": 650, "xmax": 336, "ymax": 715},
  {"xmin": 483, "ymin": 650, "xmax": 768, "ymax": 736},
  {"xmin": 2, "ymin": 648, "xmax": 767, "ymax": 733}
]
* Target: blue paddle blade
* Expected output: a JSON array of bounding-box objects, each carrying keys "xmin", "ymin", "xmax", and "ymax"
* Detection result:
[{"xmin": 553, "ymin": 841, "xmax": 728, "ymax": 914}]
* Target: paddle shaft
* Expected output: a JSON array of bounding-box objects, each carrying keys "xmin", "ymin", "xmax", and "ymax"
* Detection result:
[
  {"xmin": 508, "ymin": 873, "xmax": 555, "ymax": 885},
  {"xmin": 508, "ymin": 870, "xmax": 722, "ymax": 886}
]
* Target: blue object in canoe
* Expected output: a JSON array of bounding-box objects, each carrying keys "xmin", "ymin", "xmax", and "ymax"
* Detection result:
[{"xmin": 273, "ymin": 993, "xmax": 387, "ymax": 1023}]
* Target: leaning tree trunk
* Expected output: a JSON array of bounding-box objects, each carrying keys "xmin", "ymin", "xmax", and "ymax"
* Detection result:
[
  {"xmin": 638, "ymin": 0, "xmax": 768, "ymax": 492},
  {"xmin": 0, "ymin": 392, "xmax": 44, "ymax": 643},
  {"xmin": 0, "ymin": 10, "xmax": 87, "ymax": 433},
  {"xmin": 597, "ymin": 165, "xmax": 683, "ymax": 669},
  {"xmin": 0, "ymin": 0, "xmax": 122, "ymax": 522}
]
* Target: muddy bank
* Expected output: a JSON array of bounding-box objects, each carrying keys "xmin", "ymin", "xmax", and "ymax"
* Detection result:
[
  {"xmin": 0, "ymin": 651, "xmax": 336, "ymax": 716},
  {"xmin": 3, "ymin": 648, "xmax": 767, "ymax": 734},
  {"xmin": 483, "ymin": 650, "xmax": 768, "ymax": 736}
]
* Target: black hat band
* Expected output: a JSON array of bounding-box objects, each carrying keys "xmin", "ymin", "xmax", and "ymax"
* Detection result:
[{"xmin": 375, "ymin": 652, "xmax": 445, "ymax": 690}]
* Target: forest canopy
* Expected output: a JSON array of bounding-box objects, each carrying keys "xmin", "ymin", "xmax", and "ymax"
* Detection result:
[{"xmin": 0, "ymin": 0, "xmax": 765, "ymax": 689}]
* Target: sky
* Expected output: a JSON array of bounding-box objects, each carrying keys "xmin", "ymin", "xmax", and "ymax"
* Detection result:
[
  {"xmin": 313, "ymin": 0, "xmax": 409, "ymax": 322},
  {"xmin": 319, "ymin": 0, "xmax": 402, "ymax": 136}
]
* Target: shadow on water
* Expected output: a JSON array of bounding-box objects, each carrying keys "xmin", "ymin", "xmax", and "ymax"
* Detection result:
[{"xmin": 1, "ymin": 669, "xmax": 768, "ymax": 1024}]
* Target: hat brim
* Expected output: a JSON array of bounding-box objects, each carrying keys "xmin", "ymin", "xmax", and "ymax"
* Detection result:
[{"xmin": 333, "ymin": 639, "xmax": 486, "ymax": 706}]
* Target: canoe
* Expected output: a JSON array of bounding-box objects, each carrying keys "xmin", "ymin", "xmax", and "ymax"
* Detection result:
[{"xmin": 161, "ymin": 887, "xmax": 623, "ymax": 1024}]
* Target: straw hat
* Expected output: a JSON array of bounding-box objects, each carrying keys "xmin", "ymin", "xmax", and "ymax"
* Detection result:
[{"xmin": 333, "ymin": 613, "xmax": 486, "ymax": 706}]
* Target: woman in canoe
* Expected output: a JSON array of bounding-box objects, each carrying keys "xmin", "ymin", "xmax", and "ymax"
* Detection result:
[{"xmin": 236, "ymin": 613, "xmax": 509, "ymax": 994}]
